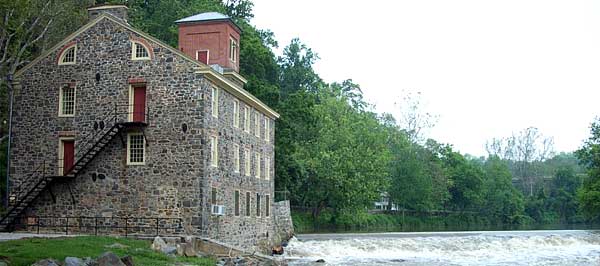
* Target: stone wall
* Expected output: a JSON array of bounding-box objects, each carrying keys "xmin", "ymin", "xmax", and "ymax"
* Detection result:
[
  {"xmin": 272, "ymin": 200, "xmax": 294, "ymax": 244},
  {"xmin": 9, "ymin": 14, "xmax": 278, "ymax": 253}
]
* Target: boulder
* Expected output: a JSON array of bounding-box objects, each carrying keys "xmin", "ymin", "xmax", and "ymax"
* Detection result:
[
  {"xmin": 65, "ymin": 257, "xmax": 84, "ymax": 266},
  {"xmin": 97, "ymin": 252, "xmax": 126, "ymax": 266},
  {"xmin": 0, "ymin": 261, "xmax": 6, "ymax": 266},
  {"xmin": 83, "ymin": 257, "xmax": 97, "ymax": 266},
  {"xmin": 315, "ymin": 259, "xmax": 326, "ymax": 263},
  {"xmin": 161, "ymin": 246, "xmax": 177, "ymax": 255},
  {"xmin": 271, "ymin": 245, "xmax": 284, "ymax": 255},
  {"xmin": 151, "ymin": 236, "xmax": 167, "ymax": 251},
  {"xmin": 183, "ymin": 242, "xmax": 197, "ymax": 257},
  {"xmin": 31, "ymin": 259, "xmax": 60, "ymax": 266},
  {"xmin": 120, "ymin": 255, "xmax": 134, "ymax": 266},
  {"xmin": 176, "ymin": 244, "xmax": 185, "ymax": 256}
]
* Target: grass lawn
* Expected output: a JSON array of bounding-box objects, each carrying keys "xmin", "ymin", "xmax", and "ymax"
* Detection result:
[{"xmin": 0, "ymin": 236, "xmax": 216, "ymax": 266}]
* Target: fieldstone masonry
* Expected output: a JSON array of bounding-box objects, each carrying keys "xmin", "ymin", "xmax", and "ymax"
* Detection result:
[{"xmin": 8, "ymin": 7, "xmax": 285, "ymax": 252}]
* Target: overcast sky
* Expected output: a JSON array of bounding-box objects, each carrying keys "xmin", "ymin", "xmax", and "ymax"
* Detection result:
[{"xmin": 251, "ymin": 0, "xmax": 600, "ymax": 156}]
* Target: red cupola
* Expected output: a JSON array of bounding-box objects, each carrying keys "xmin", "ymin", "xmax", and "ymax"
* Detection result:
[{"xmin": 176, "ymin": 12, "xmax": 241, "ymax": 72}]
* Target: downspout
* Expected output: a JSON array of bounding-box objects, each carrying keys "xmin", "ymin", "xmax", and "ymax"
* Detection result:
[{"xmin": 4, "ymin": 74, "xmax": 14, "ymax": 209}]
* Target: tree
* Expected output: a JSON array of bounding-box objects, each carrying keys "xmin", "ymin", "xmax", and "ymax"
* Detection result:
[
  {"xmin": 576, "ymin": 118, "xmax": 600, "ymax": 221},
  {"xmin": 486, "ymin": 127, "xmax": 555, "ymax": 196},
  {"xmin": 394, "ymin": 91, "xmax": 437, "ymax": 143},
  {"xmin": 481, "ymin": 156, "xmax": 525, "ymax": 224}
]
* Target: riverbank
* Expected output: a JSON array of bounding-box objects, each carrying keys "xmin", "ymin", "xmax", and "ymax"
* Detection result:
[
  {"xmin": 0, "ymin": 236, "xmax": 215, "ymax": 266},
  {"xmin": 291, "ymin": 211, "xmax": 598, "ymax": 234}
]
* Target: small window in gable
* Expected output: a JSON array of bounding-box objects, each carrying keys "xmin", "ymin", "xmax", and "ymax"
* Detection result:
[
  {"xmin": 58, "ymin": 45, "xmax": 77, "ymax": 65},
  {"xmin": 131, "ymin": 41, "xmax": 150, "ymax": 60}
]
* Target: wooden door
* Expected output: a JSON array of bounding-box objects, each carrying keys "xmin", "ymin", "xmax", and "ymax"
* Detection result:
[
  {"xmin": 133, "ymin": 86, "xmax": 146, "ymax": 122},
  {"xmin": 62, "ymin": 140, "xmax": 74, "ymax": 175}
]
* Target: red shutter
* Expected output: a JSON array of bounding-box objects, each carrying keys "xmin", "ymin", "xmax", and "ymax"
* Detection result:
[
  {"xmin": 197, "ymin": 51, "xmax": 209, "ymax": 64},
  {"xmin": 133, "ymin": 86, "xmax": 146, "ymax": 122}
]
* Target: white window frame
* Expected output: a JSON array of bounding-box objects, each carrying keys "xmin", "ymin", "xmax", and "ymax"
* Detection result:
[
  {"xmin": 233, "ymin": 144, "xmax": 240, "ymax": 173},
  {"xmin": 265, "ymin": 194, "xmax": 271, "ymax": 217},
  {"xmin": 58, "ymin": 45, "xmax": 77, "ymax": 65},
  {"xmin": 255, "ymin": 152, "xmax": 261, "ymax": 178},
  {"xmin": 245, "ymin": 191, "xmax": 251, "ymax": 217},
  {"xmin": 58, "ymin": 85, "xmax": 76, "ymax": 117},
  {"xmin": 233, "ymin": 100, "xmax": 239, "ymax": 128},
  {"xmin": 229, "ymin": 37, "xmax": 238, "ymax": 62},
  {"xmin": 234, "ymin": 190, "xmax": 240, "ymax": 217},
  {"xmin": 131, "ymin": 41, "xmax": 151, "ymax": 60},
  {"xmin": 211, "ymin": 87, "xmax": 219, "ymax": 118},
  {"xmin": 265, "ymin": 118, "xmax": 270, "ymax": 142},
  {"xmin": 127, "ymin": 132, "xmax": 146, "ymax": 165},
  {"xmin": 255, "ymin": 112, "xmax": 260, "ymax": 137},
  {"xmin": 244, "ymin": 148, "xmax": 251, "ymax": 176},
  {"xmin": 265, "ymin": 157, "xmax": 270, "ymax": 180},
  {"xmin": 196, "ymin": 49, "xmax": 210, "ymax": 64},
  {"xmin": 210, "ymin": 135, "xmax": 218, "ymax": 167},
  {"xmin": 244, "ymin": 107, "xmax": 250, "ymax": 132}
]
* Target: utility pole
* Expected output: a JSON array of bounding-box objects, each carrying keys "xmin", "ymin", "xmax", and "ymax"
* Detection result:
[{"xmin": 5, "ymin": 74, "xmax": 14, "ymax": 209}]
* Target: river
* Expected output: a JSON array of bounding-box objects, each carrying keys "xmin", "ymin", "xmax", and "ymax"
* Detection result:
[{"xmin": 282, "ymin": 230, "xmax": 600, "ymax": 265}]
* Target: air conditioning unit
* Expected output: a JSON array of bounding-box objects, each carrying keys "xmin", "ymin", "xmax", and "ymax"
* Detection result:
[{"xmin": 211, "ymin": 205, "xmax": 225, "ymax": 216}]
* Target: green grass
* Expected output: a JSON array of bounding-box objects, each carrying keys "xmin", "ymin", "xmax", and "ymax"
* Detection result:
[{"xmin": 0, "ymin": 236, "xmax": 216, "ymax": 266}]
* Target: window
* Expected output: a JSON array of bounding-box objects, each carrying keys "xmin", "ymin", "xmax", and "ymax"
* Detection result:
[
  {"xmin": 210, "ymin": 136, "xmax": 218, "ymax": 167},
  {"xmin": 255, "ymin": 152, "xmax": 261, "ymax": 178},
  {"xmin": 59, "ymin": 85, "xmax": 76, "ymax": 117},
  {"xmin": 244, "ymin": 107, "xmax": 250, "ymax": 132},
  {"xmin": 233, "ymin": 144, "xmax": 240, "ymax": 173},
  {"xmin": 59, "ymin": 45, "xmax": 76, "ymax": 65},
  {"xmin": 266, "ymin": 195, "xmax": 270, "ymax": 217},
  {"xmin": 244, "ymin": 148, "xmax": 251, "ymax": 176},
  {"xmin": 265, "ymin": 118, "xmax": 270, "ymax": 142},
  {"xmin": 127, "ymin": 133, "xmax": 145, "ymax": 165},
  {"xmin": 245, "ymin": 192, "xmax": 251, "ymax": 216},
  {"xmin": 229, "ymin": 37, "xmax": 238, "ymax": 62},
  {"xmin": 265, "ymin": 157, "xmax": 270, "ymax": 180},
  {"xmin": 211, "ymin": 87, "xmax": 219, "ymax": 118},
  {"xmin": 131, "ymin": 41, "xmax": 150, "ymax": 60},
  {"xmin": 256, "ymin": 193, "xmax": 261, "ymax": 217},
  {"xmin": 211, "ymin": 187, "xmax": 217, "ymax": 205},
  {"xmin": 234, "ymin": 190, "xmax": 240, "ymax": 216},
  {"xmin": 255, "ymin": 112, "xmax": 260, "ymax": 137},
  {"xmin": 233, "ymin": 100, "xmax": 239, "ymax": 128}
]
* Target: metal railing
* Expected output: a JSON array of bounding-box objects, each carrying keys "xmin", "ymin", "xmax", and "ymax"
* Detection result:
[
  {"xmin": 7, "ymin": 161, "xmax": 48, "ymax": 206},
  {"xmin": 7, "ymin": 215, "xmax": 183, "ymax": 237}
]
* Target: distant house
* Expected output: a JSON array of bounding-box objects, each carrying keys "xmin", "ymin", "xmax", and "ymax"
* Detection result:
[
  {"xmin": 373, "ymin": 192, "xmax": 398, "ymax": 211},
  {"xmin": 2, "ymin": 5, "xmax": 282, "ymax": 251}
]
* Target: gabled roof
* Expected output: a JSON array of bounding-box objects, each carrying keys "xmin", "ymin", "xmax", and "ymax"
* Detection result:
[
  {"xmin": 174, "ymin": 12, "xmax": 241, "ymax": 33},
  {"xmin": 14, "ymin": 13, "xmax": 278, "ymax": 119}
]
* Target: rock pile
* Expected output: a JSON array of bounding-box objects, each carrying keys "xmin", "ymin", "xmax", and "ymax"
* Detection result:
[{"xmin": 30, "ymin": 252, "xmax": 133, "ymax": 266}]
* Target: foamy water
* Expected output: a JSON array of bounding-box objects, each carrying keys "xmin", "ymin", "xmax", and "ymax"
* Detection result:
[{"xmin": 283, "ymin": 230, "xmax": 600, "ymax": 265}]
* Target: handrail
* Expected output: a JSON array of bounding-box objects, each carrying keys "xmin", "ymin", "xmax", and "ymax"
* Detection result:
[
  {"xmin": 9, "ymin": 160, "xmax": 47, "ymax": 203},
  {"xmin": 62, "ymin": 103, "xmax": 150, "ymax": 176}
]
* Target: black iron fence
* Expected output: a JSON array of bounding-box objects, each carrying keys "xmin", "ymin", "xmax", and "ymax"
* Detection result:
[{"xmin": 6, "ymin": 216, "xmax": 183, "ymax": 237}]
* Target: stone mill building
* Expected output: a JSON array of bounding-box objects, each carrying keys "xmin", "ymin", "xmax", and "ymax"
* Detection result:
[{"xmin": 1, "ymin": 5, "xmax": 292, "ymax": 252}]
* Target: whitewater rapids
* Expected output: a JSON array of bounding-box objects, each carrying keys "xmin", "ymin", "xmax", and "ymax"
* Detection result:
[{"xmin": 282, "ymin": 230, "xmax": 600, "ymax": 265}]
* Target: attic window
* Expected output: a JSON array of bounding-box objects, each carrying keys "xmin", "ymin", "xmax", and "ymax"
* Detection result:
[
  {"xmin": 229, "ymin": 37, "xmax": 237, "ymax": 62},
  {"xmin": 131, "ymin": 41, "xmax": 150, "ymax": 60},
  {"xmin": 58, "ymin": 45, "xmax": 77, "ymax": 65}
]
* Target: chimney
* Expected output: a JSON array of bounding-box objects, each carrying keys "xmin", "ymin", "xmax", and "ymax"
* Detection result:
[
  {"xmin": 175, "ymin": 12, "xmax": 241, "ymax": 72},
  {"xmin": 87, "ymin": 5, "xmax": 128, "ymax": 23}
]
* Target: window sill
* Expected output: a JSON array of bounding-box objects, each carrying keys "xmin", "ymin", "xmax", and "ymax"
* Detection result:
[
  {"xmin": 58, "ymin": 62, "xmax": 76, "ymax": 66},
  {"xmin": 58, "ymin": 114, "xmax": 75, "ymax": 118},
  {"xmin": 127, "ymin": 162, "xmax": 146, "ymax": 166},
  {"xmin": 131, "ymin": 57, "xmax": 150, "ymax": 61}
]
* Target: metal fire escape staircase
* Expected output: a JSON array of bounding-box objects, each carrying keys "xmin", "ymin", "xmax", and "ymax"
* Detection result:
[{"xmin": 0, "ymin": 104, "xmax": 149, "ymax": 232}]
